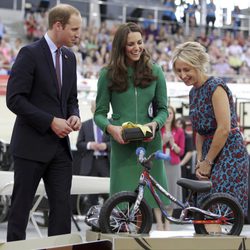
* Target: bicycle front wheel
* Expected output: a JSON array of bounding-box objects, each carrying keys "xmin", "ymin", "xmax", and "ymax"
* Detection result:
[
  {"xmin": 99, "ymin": 191, "xmax": 153, "ymax": 234},
  {"xmin": 194, "ymin": 193, "xmax": 244, "ymax": 236}
]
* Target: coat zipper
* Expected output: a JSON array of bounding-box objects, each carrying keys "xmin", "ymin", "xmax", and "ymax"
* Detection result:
[
  {"xmin": 135, "ymin": 87, "xmax": 138, "ymax": 123},
  {"xmin": 135, "ymin": 86, "xmax": 139, "ymax": 152}
]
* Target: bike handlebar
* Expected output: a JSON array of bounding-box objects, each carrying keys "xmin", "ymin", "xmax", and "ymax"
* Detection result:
[
  {"xmin": 155, "ymin": 150, "xmax": 171, "ymax": 161},
  {"xmin": 136, "ymin": 147, "xmax": 171, "ymax": 163},
  {"xmin": 136, "ymin": 147, "xmax": 146, "ymax": 162},
  {"xmin": 135, "ymin": 147, "xmax": 146, "ymax": 156}
]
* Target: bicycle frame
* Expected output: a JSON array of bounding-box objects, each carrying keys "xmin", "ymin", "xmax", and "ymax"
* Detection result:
[{"xmin": 131, "ymin": 152, "xmax": 229, "ymax": 226}]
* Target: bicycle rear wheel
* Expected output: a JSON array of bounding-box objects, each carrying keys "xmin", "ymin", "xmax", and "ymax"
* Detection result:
[
  {"xmin": 99, "ymin": 191, "xmax": 153, "ymax": 234},
  {"xmin": 0, "ymin": 195, "xmax": 9, "ymax": 222},
  {"xmin": 194, "ymin": 193, "xmax": 244, "ymax": 236}
]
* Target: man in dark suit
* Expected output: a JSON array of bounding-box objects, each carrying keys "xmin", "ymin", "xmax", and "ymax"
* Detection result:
[
  {"xmin": 6, "ymin": 4, "xmax": 82, "ymax": 241},
  {"xmin": 76, "ymin": 101, "xmax": 110, "ymax": 208}
]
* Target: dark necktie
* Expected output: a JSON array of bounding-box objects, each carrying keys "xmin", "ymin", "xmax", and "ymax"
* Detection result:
[{"xmin": 55, "ymin": 49, "xmax": 61, "ymax": 96}]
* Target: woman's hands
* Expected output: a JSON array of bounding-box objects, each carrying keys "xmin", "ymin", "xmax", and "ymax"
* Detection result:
[
  {"xmin": 106, "ymin": 122, "xmax": 159, "ymax": 144},
  {"xmin": 107, "ymin": 124, "xmax": 127, "ymax": 144},
  {"xmin": 143, "ymin": 121, "xmax": 158, "ymax": 142},
  {"xmin": 162, "ymin": 130, "xmax": 173, "ymax": 145},
  {"xmin": 195, "ymin": 160, "xmax": 212, "ymax": 180}
]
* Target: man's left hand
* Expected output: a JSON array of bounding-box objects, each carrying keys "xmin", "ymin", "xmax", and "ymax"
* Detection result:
[{"xmin": 67, "ymin": 115, "xmax": 81, "ymax": 131}]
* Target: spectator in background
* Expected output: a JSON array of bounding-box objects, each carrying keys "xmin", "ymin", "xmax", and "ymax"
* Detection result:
[
  {"xmin": 205, "ymin": 0, "xmax": 216, "ymax": 36},
  {"xmin": 231, "ymin": 6, "xmax": 241, "ymax": 38},
  {"xmin": 24, "ymin": 2, "xmax": 34, "ymax": 18},
  {"xmin": 0, "ymin": 18, "xmax": 6, "ymax": 42},
  {"xmin": 172, "ymin": 26, "xmax": 185, "ymax": 45},
  {"xmin": 0, "ymin": 37, "xmax": 12, "ymax": 73},
  {"xmin": 11, "ymin": 38, "xmax": 23, "ymax": 61},
  {"xmin": 161, "ymin": 106, "xmax": 185, "ymax": 230},
  {"xmin": 212, "ymin": 55, "xmax": 235, "ymax": 77},
  {"xmin": 195, "ymin": 30, "xmax": 211, "ymax": 50},
  {"xmin": 183, "ymin": 1, "xmax": 198, "ymax": 29},
  {"xmin": 24, "ymin": 13, "xmax": 37, "ymax": 41},
  {"xmin": 240, "ymin": 47, "xmax": 250, "ymax": 74},
  {"xmin": 171, "ymin": 41, "xmax": 249, "ymax": 231},
  {"xmin": 227, "ymin": 39, "xmax": 243, "ymax": 74},
  {"xmin": 207, "ymin": 39, "xmax": 223, "ymax": 63},
  {"xmin": 34, "ymin": 11, "xmax": 48, "ymax": 41},
  {"xmin": 143, "ymin": 13, "xmax": 155, "ymax": 30},
  {"xmin": 0, "ymin": 51, "xmax": 9, "ymax": 75},
  {"xmin": 162, "ymin": 0, "xmax": 178, "ymax": 34},
  {"xmin": 144, "ymin": 23, "xmax": 159, "ymax": 41},
  {"xmin": 76, "ymin": 100, "xmax": 110, "ymax": 209},
  {"xmin": 176, "ymin": 117, "xmax": 195, "ymax": 201}
]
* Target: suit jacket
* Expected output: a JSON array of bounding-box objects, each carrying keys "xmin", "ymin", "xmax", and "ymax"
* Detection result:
[
  {"xmin": 6, "ymin": 37, "xmax": 80, "ymax": 162},
  {"xmin": 76, "ymin": 119, "xmax": 110, "ymax": 176}
]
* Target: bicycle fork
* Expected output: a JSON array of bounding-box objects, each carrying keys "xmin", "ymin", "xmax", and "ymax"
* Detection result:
[{"xmin": 130, "ymin": 185, "xmax": 144, "ymax": 219}]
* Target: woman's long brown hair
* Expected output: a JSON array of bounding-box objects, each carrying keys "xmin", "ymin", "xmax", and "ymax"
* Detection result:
[{"xmin": 107, "ymin": 22, "xmax": 157, "ymax": 92}]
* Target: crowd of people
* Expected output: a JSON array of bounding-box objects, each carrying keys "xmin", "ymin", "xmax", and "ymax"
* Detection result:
[
  {"xmin": 1, "ymin": 4, "xmax": 250, "ymax": 83},
  {"xmin": 68, "ymin": 19, "xmax": 250, "ymax": 83}
]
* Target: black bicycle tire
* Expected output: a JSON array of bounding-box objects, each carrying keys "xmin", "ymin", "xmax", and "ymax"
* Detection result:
[
  {"xmin": 194, "ymin": 193, "xmax": 244, "ymax": 236},
  {"xmin": 0, "ymin": 195, "xmax": 9, "ymax": 223},
  {"xmin": 76, "ymin": 194, "xmax": 87, "ymax": 216},
  {"xmin": 99, "ymin": 191, "xmax": 153, "ymax": 234}
]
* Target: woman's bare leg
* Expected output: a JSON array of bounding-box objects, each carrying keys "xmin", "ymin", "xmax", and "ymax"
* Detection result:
[{"xmin": 154, "ymin": 208, "xmax": 164, "ymax": 230}]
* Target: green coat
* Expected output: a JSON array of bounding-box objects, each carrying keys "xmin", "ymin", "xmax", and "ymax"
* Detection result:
[{"xmin": 94, "ymin": 63, "xmax": 170, "ymax": 208}]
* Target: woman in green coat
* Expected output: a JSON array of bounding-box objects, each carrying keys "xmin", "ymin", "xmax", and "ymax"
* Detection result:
[{"xmin": 94, "ymin": 22, "xmax": 170, "ymax": 230}]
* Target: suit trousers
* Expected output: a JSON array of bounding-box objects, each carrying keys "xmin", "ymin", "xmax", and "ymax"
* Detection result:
[{"xmin": 7, "ymin": 138, "xmax": 72, "ymax": 241}]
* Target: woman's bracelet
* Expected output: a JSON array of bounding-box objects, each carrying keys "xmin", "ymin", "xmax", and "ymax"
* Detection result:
[{"xmin": 204, "ymin": 157, "xmax": 214, "ymax": 166}]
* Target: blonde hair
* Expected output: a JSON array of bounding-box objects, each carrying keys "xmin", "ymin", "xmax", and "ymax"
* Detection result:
[{"xmin": 171, "ymin": 41, "xmax": 210, "ymax": 74}]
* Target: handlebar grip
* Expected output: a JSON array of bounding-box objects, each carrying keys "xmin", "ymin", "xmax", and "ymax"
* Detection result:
[
  {"xmin": 155, "ymin": 150, "xmax": 171, "ymax": 161},
  {"xmin": 136, "ymin": 147, "xmax": 146, "ymax": 156}
]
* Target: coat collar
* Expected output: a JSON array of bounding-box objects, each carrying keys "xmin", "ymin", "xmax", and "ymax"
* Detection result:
[
  {"xmin": 41, "ymin": 37, "xmax": 60, "ymax": 98},
  {"xmin": 40, "ymin": 37, "xmax": 72, "ymax": 101}
]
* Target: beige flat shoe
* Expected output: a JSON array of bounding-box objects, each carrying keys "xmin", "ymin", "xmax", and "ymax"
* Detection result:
[{"xmin": 205, "ymin": 224, "xmax": 222, "ymax": 235}]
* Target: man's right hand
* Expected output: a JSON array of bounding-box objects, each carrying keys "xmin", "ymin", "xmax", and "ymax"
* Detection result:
[{"xmin": 51, "ymin": 117, "xmax": 73, "ymax": 138}]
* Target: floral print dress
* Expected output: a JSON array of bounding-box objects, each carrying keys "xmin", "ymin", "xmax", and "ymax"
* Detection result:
[{"xmin": 189, "ymin": 77, "xmax": 249, "ymax": 215}]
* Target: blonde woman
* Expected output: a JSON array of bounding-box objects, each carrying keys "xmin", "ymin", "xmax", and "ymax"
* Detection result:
[{"xmin": 171, "ymin": 41, "xmax": 249, "ymax": 226}]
